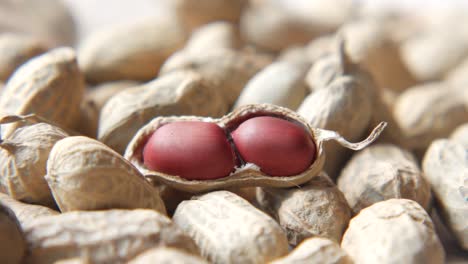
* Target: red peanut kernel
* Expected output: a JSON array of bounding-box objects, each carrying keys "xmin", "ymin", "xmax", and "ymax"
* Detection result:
[
  {"xmin": 231, "ymin": 116, "xmax": 316, "ymax": 176},
  {"xmin": 143, "ymin": 121, "xmax": 236, "ymax": 180}
]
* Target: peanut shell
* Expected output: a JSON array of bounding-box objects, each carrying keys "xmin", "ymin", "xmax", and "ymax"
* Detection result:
[
  {"xmin": 257, "ymin": 172, "xmax": 351, "ymax": 246},
  {"xmin": 23, "ymin": 209, "xmax": 199, "ymax": 264},
  {"xmin": 78, "ymin": 17, "xmax": 187, "ymax": 83},
  {"xmin": 76, "ymin": 99, "xmax": 99, "ymax": 138},
  {"xmin": 0, "ymin": 47, "xmax": 85, "ymax": 138},
  {"xmin": 0, "ymin": 0, "xmax": 76, "ymax": 46},
  {"xmin": 393, "ymin": 82, "xmax": 468, "ymax": 151},
  {"xmin": 341, "ymin": 19, "xmax": 417, "ymax": 92},
  {"xmin": 45, "ymin": 136, "xmax": 166, "ymax": 215},
  {"xmin": 342, "ymin": 199, "xmax": 445, "ymax": 264},
  {"xmin": 0, "ymin": 193, "xmax": 58, "ymax": 228},
  {"xmin": 173, "ymin": 190, "xmax": 288, "ymax": 264},
  {"xmin": 129, "ymin": 247, "xmax": 208, "ymax": 264},
  {"xmin": 450, "ymin": 123, "xmax": 468, "ymax": 148},
  {"xmin": 423, "ymin": 139, "xmax": 468, "ymax": 250},
  {"xmin": 298, "ymin": 76, "xmax": 372, "ymax": 178},
  {"xmin": 271, "ymin": 237, "xmax": 353, "ymax": 264},
  {"xmin": 125, "ymin": 104, "xmax": 386, "ymax": 193},
  {"xmin": 160, "ymin": 48, "xmax": 271, "ymax": 107},
  {"xmin": 173, "ymin": 0, "xmax": 247, "ymax": 31},
  {"xmin": 338, "ymin": 144, "xmax": 431, "ymax": 214},
  {"xmin": 0, "ymin": 33, "xmax": 48, "ymax": 81},
  {"xmin": 0, "ymin": 202, "xmax": 26, "ymax": 264},
  {"xmin": 240, "ymin": 2, "xmax": 319, "ymax": 52},
  {"xmin": 98, "ymin": 70, "xmax": 228, "ymax": 154},
  {"xmin": 86, "ymin": 81, "xmax": 140, "ymax": 112},
  {"xmin": 185, "ymin": 21, "xmax": 242, "ymax": 53},
  {"xmin": 234, "ymin": 61, "xmax": 308, "ymax": 110},
  {"xmin": 0, "ymin": 121, "xmax": 68, "ymax": 206},
  {"xmin": 401, "ymin": 30, "xmax": 468, "ymax": 81}
]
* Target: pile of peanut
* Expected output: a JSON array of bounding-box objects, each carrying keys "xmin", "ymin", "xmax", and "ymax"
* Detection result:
[{"xmin": 0, "ymin": 0, "xmax": 467, "ymax": 263}]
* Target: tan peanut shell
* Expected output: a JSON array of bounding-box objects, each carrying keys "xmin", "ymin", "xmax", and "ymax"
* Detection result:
[
  {"xmin": 0, "ymin": 193, "xmax": 58, "ymax": 228},
  {"xmin": 173, "ymin": 190, "xmax": 288, "ymax": 264},
  {"xmin": 0, "ymin": 47, "xmax": 85, "ymax": 138},
  {"xmin": 45, "ymin": 136, "xmax": 166, "ymax": 214},
  {"xmin": 76, "ymin": 99, "xmax": 99, "ymax": 138},
  {"xmin": 125, "ymin": 104, "xmax": 386, "ymax": 193},
  {"xmin": 423, "ymin": 139, "xmax": 468, "ymax": 250},
  {"xmin": 86, "ymin": 81, "xmax": 140, "ymax": 111},
  {"xmin": 78, "ymin": 17, "xmax": 187, "ymax": 83},
  {"xmin": 301, "ymin": 38, "xmax": 382, "ymax": 178},
  {"xmin": 185, "ymin": 21, "xmax": 242, "ymax": 53},
  {"xmin": 0, "ymin": 202, "xmax": 26, "ymax": 264},
  {"xmin": 234, "ymin": 61, "xmax": 308, "ymax": 110},
  {"xmin": 0, "ymin": 0, "xmax": 76, "ymax": 46},
  {"xmin": 0, "ymin": 33, "xmax": 48, "ymax": 81},
  {"xmin": 240, "ymin": 2, "xmax": 319, "ymax": 52},
  {"xmin": 173, "ymin": 0, "xmax": 247, "ymax": 31},
  {"xmin": 159, "ymin": 48, "xmax": 271, "ymax": 107},
  {"xmin": 401, "ymin": 30, "xmax": 468, "ymax": 81},
  {"xmin": 129, "ymin": 247, "xmax": 208, "ymax": 264},
  {"xmin": 271, "ymin": 237, "xmax": 353, "ymax": 264},
  {"xmin": 98, "ymin": 70, "xmax": 228, "ymax": 154},
  {"xmin": 23, "ymin": 209, "xmax": 199, "ymax": 264},
  {"xmin": 446, "ymin": 56, "xmax": 468, "ymax": 85},
  {"xmin": 393, "ymin": 82, "xmax": 468, "ymax": 151},
  {"xmin": 341, "ymin": 19, "xmax": 417, "ymax": 92},
  {"xmin": 338, "ymin": 144, "xmax": 432, "ymax": 214},
  {"xmin": 298, "ymin": 76, "xmax": 372, "ymax": 178},
  {"xmin": 0, "ymin": 120, "xmax": 68, "ymax": 206},
  {"xmin": 256, "ymin": 172, "xmax": 351, "ymax": 246},
  {"xmin": 341, "ymin": 199, "xmax": 445, "ymax": 264},
  {"xmin": 450, "ymin": 123, "xmax": 468, "ymax": 148}
]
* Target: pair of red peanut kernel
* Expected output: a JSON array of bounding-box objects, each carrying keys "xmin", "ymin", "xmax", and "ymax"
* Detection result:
[{"xmin": 143, "ymin": 116, "xmax": 317, "ymax": 180}]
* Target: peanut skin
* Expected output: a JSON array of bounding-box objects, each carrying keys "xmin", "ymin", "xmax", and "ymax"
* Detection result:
[
  {"xmin": 143, "ymin": 121, "xmax": 236, "ymax": 180},
  {"xmin": 232, "ymin": 116, "xmax": 316, "ymax": 176}
]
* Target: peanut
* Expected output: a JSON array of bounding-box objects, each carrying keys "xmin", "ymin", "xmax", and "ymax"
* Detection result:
[
  {"xmin": 423, "ymin": 139, "xmax": 468, "ymax": 250},
  {"xmin": 125, "ymin": 104, "xmax": 386, "ymax": 192},
  {"xmin": 341, "ymin": 199, "xmax": 445, "ymax": 264},
  {"xmin": 0, "ymin": 202, "xmax": 26, "ymax": 264},
  {"xmin": 337, "ymin": 144, "xmax": 431, "ymax": 214},
  {"xmin": 45, "ymin": 136, "xmax": 166, "ymax": 215},
  {"xmin": 234, "ymin": 61, "xmax": 309, "ymax": 110},
  {"xmin": 0, "ymin": 121, "xmax": 68, "ymax": 206},
  {"xmin": 98, "ymin": 70, "xmax": 228, "ymax": 154},
  {"xmin": 172, "ymin": 190, "xmax": 288, "ymax": 264},
  {"xmin": 129, "ymin": 247, "xmax": 208, "ymax": 264},
  {"xmin": 0, "ymin": 193, "xmax": 58, "ymax": 227},
  {"xmin": 271, "ymin": 237, "xmax": 353, "ymax": 264},
  {"xmin": 232, "ymin": 116, "xmax": 316, "ymax": 176},
  {"xmin": 78, "ymin": 17, "xmax": 187, "ymax": 83},
  {"xmin": 0, "ymin": 33, "xmax": 47, "ymax": 81},
  {"xmin": 0, "ymin": 47, "xmax": 85, "ymax": 138},
  {"xmin": 143, "ymin": 121, "xmax": 236, "ymax": 180},
  {"xmin": 23, "ymin": 209, "xmax": 199, "ymax": 264},
  {"xmin": 257, "ymin": 172, "xmax": 351, "ymax": 245}
]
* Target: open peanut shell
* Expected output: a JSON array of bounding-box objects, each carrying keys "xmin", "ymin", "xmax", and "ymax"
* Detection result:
[{"xmin": 125, "ymin": 104, "xmax": 386, "ymax": 192}]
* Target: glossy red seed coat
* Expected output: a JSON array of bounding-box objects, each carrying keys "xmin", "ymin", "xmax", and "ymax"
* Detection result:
[
  {"xmin": 143, "ymin": 121, "xmax": 236, "ymax": 180},
  {"xmin": 231, "ymin": 116, "xmax": 316, "ymax": 176}
]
